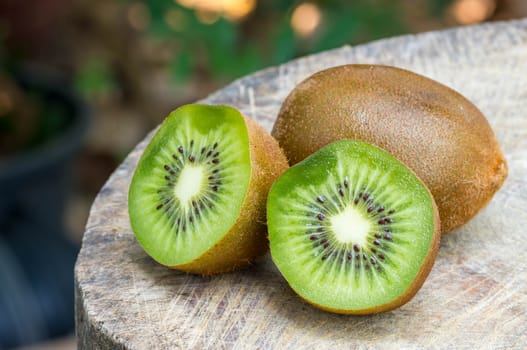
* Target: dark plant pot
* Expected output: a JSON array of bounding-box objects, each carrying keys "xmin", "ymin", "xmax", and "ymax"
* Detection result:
[{"xmin": 0, "ymin": 65, "xmax": 89, "ymax": 348}]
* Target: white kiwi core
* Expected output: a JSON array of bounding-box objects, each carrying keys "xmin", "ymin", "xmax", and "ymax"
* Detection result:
[
  {"xmin": 174, "ymin": 165, "xmax": 205, "ymax": 208},
  {"xmin": 330, "ymin": 205, "xmax": 372, "ymax": 246}
]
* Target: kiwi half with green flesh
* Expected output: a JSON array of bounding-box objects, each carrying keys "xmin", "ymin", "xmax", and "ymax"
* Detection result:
[
  {"xmin": 128, "ymin": 104, "xmax": 288, "ymax": 275},
  {"xmin": 272, "ymin": 64, "xmax": 508, "ymax": 233},
  {"xmin": 267, "ymin": 140, "xmax": 440, "ymax": 314}
]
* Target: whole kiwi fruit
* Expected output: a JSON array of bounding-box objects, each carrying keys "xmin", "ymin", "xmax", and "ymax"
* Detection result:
[
  {"xmin": 272, "ymin": 64, "xmax": 508, "ymax": 233},
  {"xmin": 129, "ymin": 104, "xmax": 288, "ymax": 274}
]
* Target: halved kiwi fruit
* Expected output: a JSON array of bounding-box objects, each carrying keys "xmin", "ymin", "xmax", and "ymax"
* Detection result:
[
  {"xmin": 272, "ymin": 64, "xmax": 508, "ymax": 233},
  {"xmin": 267, "ymin": 140, "xmax": 440, "ymax": 314},
  {"xmin": 128, "ymin": 104, "xmax": 288, "ymax": 274}
]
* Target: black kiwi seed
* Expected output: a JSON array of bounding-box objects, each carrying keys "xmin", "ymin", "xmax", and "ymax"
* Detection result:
[
  {"xmin": 207, "ymin": 150, "xmax": 213, "ymax": 157},
  {"xmin": 189, "ymin": 155, "xmax": 195, "ymax": 162},
  {"xmin": 338, "ymin": 187, "xmax": 345, "ymax": 197},
  {"xmin": 317, "ymin": 213, "xmax": 326, "ymax": 221},
  {"xmin": 213, "ymin": 142, "xmax": 218, "ymax": 149},
  {"xmin": 178, "ymin": 146, "xmax": 184, "ymax": 153},
  {"xmin": 190, "ymin": 140, "xmax": 194, "ymax": 147},
  {"xmin": 373, "ymin": 239, "xmax": 381, "ymax": 246},
  {"xmin": 316, "ymin": 196, "xmax": 325, "ymax": 203},
  {"xmin": 212, "ymin": 159, "xmax": 219, "ymax": 164},
  {"xmin": 353, "ymin": 244, "xmax": 360, "ymax": 252},
  {"xmin": 344, "ymin": 177, "xmax": 349, "ymax": 188}
]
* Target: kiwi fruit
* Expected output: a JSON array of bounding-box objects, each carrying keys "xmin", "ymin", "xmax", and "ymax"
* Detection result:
[
  {"xmin": 267, "ymin": 140, "xmax": 440, "ymax": 314},
  {"xmin": 128, "ymin": 104, "xmax": 288, "ymax": 274},
  {"xmin": 272, "ymin": 64, "xmax": 508, "ymax": 233}
]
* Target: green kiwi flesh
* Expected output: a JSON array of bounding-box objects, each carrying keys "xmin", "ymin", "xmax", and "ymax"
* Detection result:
[
  {"xmin": 128, "ymin": 104, "xmax": 252, "ymax": 268},
  {"xmin": 267, "ymin": 140, "xmax": 440, "ymax": 314}
]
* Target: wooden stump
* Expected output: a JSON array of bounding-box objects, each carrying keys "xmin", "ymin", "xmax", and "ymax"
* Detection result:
[{"xmin": 75, "ymin": 19, "xmax": 527, "ymax": 349}]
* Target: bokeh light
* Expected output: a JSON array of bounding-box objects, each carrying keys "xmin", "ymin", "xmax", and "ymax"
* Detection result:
[
  {"xmin": 450, "ymin": 0, "xmax": 496, "ymax": 24},
  {"xmin": 291, "ymin": 3, "xmax": 322, "ymax": 38},
  {"xmin": 176, "ymin": 0, "xmax": 257, "ymax": 22},
  {"xmin": 196, "ymin": 10, "xmax": 220, "ymax": 25}
]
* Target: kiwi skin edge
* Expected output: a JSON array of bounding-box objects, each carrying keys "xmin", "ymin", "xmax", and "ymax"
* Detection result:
[
  {"xmin": 272, "ymin": 64, "xmax": 508, "ymax": 234},
  {"xmin": 173, "ymin": 115, "xmax": 289, "ymax": 275}
]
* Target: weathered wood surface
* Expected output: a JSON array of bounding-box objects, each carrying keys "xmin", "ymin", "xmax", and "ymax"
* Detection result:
[{"xmin": 75, "ymin": 19, "xmax": 527, "ymax": 349}]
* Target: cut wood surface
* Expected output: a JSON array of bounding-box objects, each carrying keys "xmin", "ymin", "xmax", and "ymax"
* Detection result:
[{"xmin": 75, "ymin": 19, "xmax": 527, "ymax": 349}]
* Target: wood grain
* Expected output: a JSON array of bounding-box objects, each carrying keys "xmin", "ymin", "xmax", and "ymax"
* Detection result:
[{"xmin": 75, "ymin": 19, "xmax": 527, "ymax": 349}]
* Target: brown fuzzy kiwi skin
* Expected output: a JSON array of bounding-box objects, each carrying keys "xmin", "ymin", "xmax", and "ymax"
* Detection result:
[
  {"xmin": 272, "ymin": 64, "xmax": 508, "ymax": 233},
  {"xmin": 172, "ymin": 115, "xmax": 288, "ymax": 275}
]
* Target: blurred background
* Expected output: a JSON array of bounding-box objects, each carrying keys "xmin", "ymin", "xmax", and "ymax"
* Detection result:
[{"xmin": 0, "ymin": 0, "xmax": 525, "ymax": 348}]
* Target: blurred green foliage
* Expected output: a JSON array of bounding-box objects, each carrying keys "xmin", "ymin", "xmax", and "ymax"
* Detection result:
[
  {"xmin": 146, "ymin": 1, "xmax": 403, "ymax": 81},
  {"xmin": 74, "ymin": 56, "xmax": 118, "ymax": 99},
  {"xmin": 143, "ymin": 0, "xmax": 453, "ymax": 83},
  {"xmin": 74, "ymin": 0, "xmax": 454, "ymax": 96}
]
